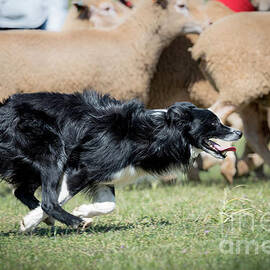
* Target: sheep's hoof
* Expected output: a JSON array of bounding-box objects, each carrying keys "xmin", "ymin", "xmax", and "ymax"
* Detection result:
[{"xmin": 43, "ymin": 216, "xmax": 55, "ymax": 226}]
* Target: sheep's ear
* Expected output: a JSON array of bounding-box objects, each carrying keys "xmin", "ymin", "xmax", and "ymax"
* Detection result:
[
  {"xmin": 73, "ymin": 0, "xmax": 84, "ymax": 9},
  {"xmin": 119, "ymin": 0, "xmax": 133, "ymax": 8},
  {"xmin": 73, "ymin": 1, "xmax": 91, "ymax": 20},
  {"xmin": 153, "ymin": 0, "xmax": 168, "ymax": 9}
]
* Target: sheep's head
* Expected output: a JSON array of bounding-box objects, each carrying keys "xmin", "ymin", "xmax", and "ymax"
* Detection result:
[
  {"xmin": 201, "ymin": 0, "xmax": 233, "ymax": 26},
  {"xmin": 72, "ymin": 0, "xmax": 134, "ymax": 29},
  {"xmin": 152, "ymin": 0, "xmax": 211, "ymax": 39}
]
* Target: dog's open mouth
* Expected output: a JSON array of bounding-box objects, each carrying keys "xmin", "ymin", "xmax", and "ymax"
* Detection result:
[{"xmin": 202, "ymin": 139, "xmax": 236, "ymax": 159}]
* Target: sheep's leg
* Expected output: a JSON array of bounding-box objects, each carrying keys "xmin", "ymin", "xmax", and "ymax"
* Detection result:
[
  {"xmin": 226, "ymin": 113, "xmax": 243, "ymax": 131},
  {"xmin": 220, "ymin": 152, "xmax": 237, "ymax": 184},
  {"xmin": 200, "ymin": 152, "xmax": 222, "ymax": 171},
  {"xmin": 237, "ymin": 144, "xmax": 264, "ymax": 177},
  {"xmin": 198, "ymin": 138, "xmax": 237, "ymax": 184},
  {"xmin": 200, "ymin": 146, "xmax": 237, "ymax": 184},
  {"xmin": 240, "ymin": 103, "xmax": 270, "ymax": 165},
  {"xmin": 187, "ymin": 169, "xmax": 201, "ymax": 181},
  {"xmin": 72, "ymin": 186, "xmax": 115, "ymax": 218},
  {"xmin": 267, "ymin": 108, "xmax": 270, "ymax": 130},
  {"xmin": 209, "ymin": 100, "xmax": 236, "ymax": 124},
  {"xmin": 187, "ymin": 156, "xmax": 203, "ymax": 182}
]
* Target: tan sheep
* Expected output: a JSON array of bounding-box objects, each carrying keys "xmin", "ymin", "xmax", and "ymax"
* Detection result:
[
  {"xmin": 63, "ymin": 0, "xmax": 133, "ymax": 30},
  {"xmin": 147, "ymin": 0, "xmax": 234, "ymax": 110},
  {"xmin": 192, "ymin": 11, "xmax": 270, "ymax": 166},
  {"xmin": 62, "ymin": 0, "xmax": 241, "ymax": 183},
  {"xmin": 65, "ymin": 0, "xmax": 267, "ymax": 182},
  {"xmin": 0, "ymin": 0, "xmax": 205, "ymax": 103}
]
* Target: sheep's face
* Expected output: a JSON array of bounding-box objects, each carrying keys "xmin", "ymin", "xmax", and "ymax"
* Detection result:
[
  {"xmin": 160, "ymin": 0, "xmax": 208, "ymax": 37},
  {"xmin": 168, "ymin": 0, "xmax": 202, "ymax": 34},
  {"xmin": 200, "ymin": 0, "xmax": 233, "ymax": 26},
  {"xmin": 73, "ymin": 0, "xmax": 133, "ymax": 29},
  {"xmin": 90, "ymin": 1, "xmax": 131, "ymax": 28}
]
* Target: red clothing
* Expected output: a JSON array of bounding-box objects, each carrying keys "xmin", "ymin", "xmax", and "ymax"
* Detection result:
[{"xmin": 215, "ymin": 0, "xmax": 256, "ymax": 12}]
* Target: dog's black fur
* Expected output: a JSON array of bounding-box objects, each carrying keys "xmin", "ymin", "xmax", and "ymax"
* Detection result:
[{"xmin": 0, "ymin": 90, "xmax": 242, "ymax": 228}]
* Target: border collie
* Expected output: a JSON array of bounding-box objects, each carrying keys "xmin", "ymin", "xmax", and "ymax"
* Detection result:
[{"xmin": 0, "ymin": 90, "xmax": 242, "ymax": 232}]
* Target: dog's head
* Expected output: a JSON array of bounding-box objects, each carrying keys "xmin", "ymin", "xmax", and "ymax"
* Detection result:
[{"xmin": 155, "ymin": 102, "xmax": 242, "ymax": 159}]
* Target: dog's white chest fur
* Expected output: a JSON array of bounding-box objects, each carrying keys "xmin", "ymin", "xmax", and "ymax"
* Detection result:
[
  {"xmin": 109, "ymin": 166, "xmax": 147, "ymax": 186},
  {"xmin": 190, "ymin": 146, "xmax": 202, "ymax": 159}
]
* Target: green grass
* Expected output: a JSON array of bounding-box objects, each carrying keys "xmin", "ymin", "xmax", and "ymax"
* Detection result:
[{"xmin": 1, "ymin": 179, "xmax": 270, "ymax": 270}]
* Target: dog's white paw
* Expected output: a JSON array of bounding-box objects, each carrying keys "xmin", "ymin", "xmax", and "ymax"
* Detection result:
[
  {"xmin": 20, "ymin": 218, "xmax": 33, "ymax": 233},
  {"xmin": 72, "ymin": 204, "xmax": 89, "ymax": 218},
  {"xmin": 20, "ymin": 219, "xmax": 27, "ymax": 232},
  {"xmin": 80, "ymin": 218, "xmax": 93, "ymax": 229},
  {"xmin": 69, "ymin": 217, "xmax": 93, "ymax": 230},
  {"xmin": 20, "ymin": 207, "xmax": 47, "ymax": 233}
]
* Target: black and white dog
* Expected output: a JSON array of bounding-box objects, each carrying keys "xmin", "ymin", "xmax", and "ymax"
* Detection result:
[{"xmin": 0, "ymin": 90, "xmax": 242, "ymax": 232}]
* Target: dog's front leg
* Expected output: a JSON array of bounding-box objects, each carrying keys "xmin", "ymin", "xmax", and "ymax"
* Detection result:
[
  {"xmin": 20, "ymin": 170, "xmax": 85, "ymax": 232},
  {"xmin": 72, "ymin": 185, "xmax": 116, "ymax": 219}
]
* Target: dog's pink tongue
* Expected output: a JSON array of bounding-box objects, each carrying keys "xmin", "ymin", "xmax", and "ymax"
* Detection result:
[
  {"xmin": 214, "ymin": 145, "xmax": 236, "ymax": 153},
  {"xmin": 210, "ymin": 140, "xmax": 236, "ymax": 153}
]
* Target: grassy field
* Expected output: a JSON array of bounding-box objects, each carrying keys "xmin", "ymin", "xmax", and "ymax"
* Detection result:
[{"xmin": 1, "ymin": 177, "xmax": 270, "ymax": 270}]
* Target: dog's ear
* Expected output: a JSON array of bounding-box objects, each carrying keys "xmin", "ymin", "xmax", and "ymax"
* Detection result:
[
  {"xmin": 166, "ymin": 102, "xmax": 196, "ymax": 125},
  {"xmin": 73, "ymin": 0, "xmax": 91, "ymax": 20}
]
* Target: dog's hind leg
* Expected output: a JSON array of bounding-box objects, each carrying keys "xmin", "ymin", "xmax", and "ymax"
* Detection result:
[{"xmin": 72, "ymin": 185, "xmax": 116, "ymax": 219}]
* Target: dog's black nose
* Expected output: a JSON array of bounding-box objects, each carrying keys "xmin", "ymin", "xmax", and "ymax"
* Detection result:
[{"xmin": 234, "ymin": 130, "xmax": 242, "ymax": 138}]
